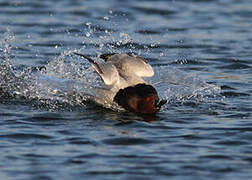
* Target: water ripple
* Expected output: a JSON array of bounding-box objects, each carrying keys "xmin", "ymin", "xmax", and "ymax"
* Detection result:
[
  {"xmin": 0, "ymin": 0, "xmax": 252, "ymax": 179},
  {"xmin": 0, "ymin": 133, "xmax": 53, "ymax": 140},
  {"xmin": 103, "ymin": 137, "xmax": 154, "ymax": 145}
]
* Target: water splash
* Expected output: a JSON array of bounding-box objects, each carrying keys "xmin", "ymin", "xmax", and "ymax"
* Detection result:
[
  {"xmin": 0, "ymin": 29, "xmax": 19, "ymax": 98},
  {"xmin": 81, "ymin": 19, "xmax": 148, "ymax": 55},
  {"xmin": 0, "ymin": 28, "xmax": 221, "ymax": 112},
  {"xmin": 152, "ymin": 66, "xmax": 221, "ymax": 105},
  {"xmin": 0, "ymin": 31, "xmax": 95, "ymax": 110}
]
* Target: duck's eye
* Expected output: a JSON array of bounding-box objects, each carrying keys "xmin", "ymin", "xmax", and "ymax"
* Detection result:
[{"xmin": 146, "ymin": 97, "xmax": 151, "ymax": 102}]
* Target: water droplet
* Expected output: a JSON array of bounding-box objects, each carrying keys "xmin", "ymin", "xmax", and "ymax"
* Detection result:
[
  {"xmin": 86, "ymin": 32, "xmax": 91, "ymax": 37},
  {"xmin": 86, "ymin": 22, "xmax": 92, "ymax": 26},
  {"xmin": 104, "ymin": 16, "xmax": 109, "ymax": 20},
  {"xmin": 119, "ymin": 33, "xmax": 132, "ymax": 44}
]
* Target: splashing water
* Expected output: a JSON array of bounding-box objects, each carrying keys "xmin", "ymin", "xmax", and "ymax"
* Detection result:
[
  {"xmin": 152, "ymin": 66, "xmax": 221, "ymax": 104},
  {"xmin": 0, "ymin": 29, "xmax": 220, "ymax": 112}
]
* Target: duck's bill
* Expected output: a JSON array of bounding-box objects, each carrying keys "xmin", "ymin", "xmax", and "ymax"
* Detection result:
[{"xmin": 156, "ymin": 99, "xmax": 167, "ymax": 108}]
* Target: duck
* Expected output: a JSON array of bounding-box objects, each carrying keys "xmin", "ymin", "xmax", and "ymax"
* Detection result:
[{"xmin": 74, "ymin": 52, "xmax": 167, "ymax": 114}]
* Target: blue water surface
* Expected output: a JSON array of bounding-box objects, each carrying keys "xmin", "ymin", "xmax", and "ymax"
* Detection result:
[{"xmin": 0, "ymin": 0, "xmax": 252, "ymax": 179}]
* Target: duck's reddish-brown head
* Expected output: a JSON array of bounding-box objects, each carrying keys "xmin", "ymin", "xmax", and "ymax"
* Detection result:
[{"xmin": 113, "ymin": 84, "xmax": 167, "ymax": 114}]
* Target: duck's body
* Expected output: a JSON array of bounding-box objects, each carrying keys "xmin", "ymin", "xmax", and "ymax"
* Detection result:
[{"xmin": 74, "ymin": 52, "xmax": 166, "ymax": 114}]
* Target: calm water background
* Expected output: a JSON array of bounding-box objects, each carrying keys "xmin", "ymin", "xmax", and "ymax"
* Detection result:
[{"xmin": 0, "ymin": 0, "xmax": 252, "ymax": 179}]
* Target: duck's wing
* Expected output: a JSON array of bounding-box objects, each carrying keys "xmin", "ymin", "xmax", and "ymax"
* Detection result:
[
  {"xmin": 100, "ymin": 53, "xmax": 154, "ymax": 78},
  {"xmin": 74, "ymin": 53, "xmax": 119, "ymax": 86}
]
